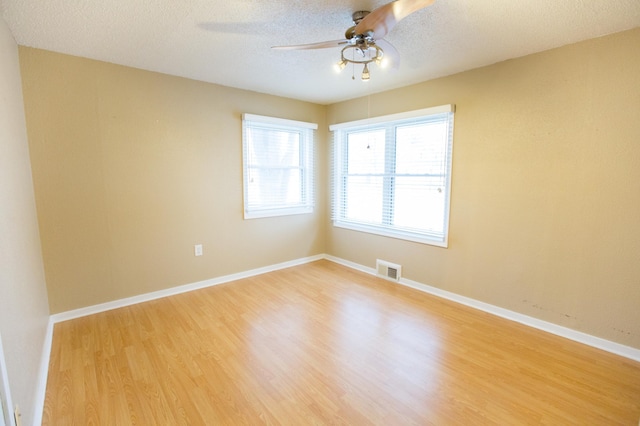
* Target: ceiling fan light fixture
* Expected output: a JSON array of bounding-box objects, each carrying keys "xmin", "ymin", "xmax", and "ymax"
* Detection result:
[
  {"xmin": 273, "ymin": 1, "xmax": 437, "ymax": 82},
  {"xmin": 361, "ymin": 64, "xmax": 370, "ymax": 81},
  {"xmin": 335, "ymin": 43, "xmax": 383, "ymax": 81},
  {"xmin": 334, "ymin": 58, "xmax": 347, "ymax": 73},
  {"xmin": 374, "ymin": 52, "xmax": 389, "ymax": 68}
]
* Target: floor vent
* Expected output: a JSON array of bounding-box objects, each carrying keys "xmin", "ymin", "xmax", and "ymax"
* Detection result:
[{"xmin": 376, "ymin": 259, "xmax": 402, "ymax": 282}]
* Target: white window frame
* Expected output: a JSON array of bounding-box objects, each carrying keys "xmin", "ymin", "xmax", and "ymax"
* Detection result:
[
  {"xmin": 242, "ymin": 113, "xmax": 317, "ymax": 219},
  {"xmin": 330, "ymin": 105, "xmax": 455, "ymax": 247}
]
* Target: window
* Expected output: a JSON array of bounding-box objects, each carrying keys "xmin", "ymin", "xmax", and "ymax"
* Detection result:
[
  {"xmin": 242, "ymin": 114, "xmax": 316, "ymax": 219},
  {"xmin": 330, "ymin": 105, "xmax": 455, "ymax": 247}
]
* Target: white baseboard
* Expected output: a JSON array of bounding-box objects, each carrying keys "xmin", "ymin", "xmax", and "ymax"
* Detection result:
[
  {"xmin": 36, "ymin": 252, "xmax": 640, "ymax": 425},
  {"xmin": 52, "ymin": 253, "xmax": 640, "ymax": 361},
  {"xmin": 50, "ymin": 254, "xmax": 325, "ymax": 324},
  {"xmin": 325, "ymin": 255, "xmax": 640, "ymax": 362},
  {"xmin": 0, "ymin": 333, "xmax": 16, "ymax": 426},
  {"xmin": 41, "ymin": 255, "xmax": 325, "ymax": 426},
  {"xmin": 31, "ymin": 318, "xmax": 53, "ymax": 426},
  {"xmin": 42, "ymin": 251, "xmax": 640, "ymax": 416}
]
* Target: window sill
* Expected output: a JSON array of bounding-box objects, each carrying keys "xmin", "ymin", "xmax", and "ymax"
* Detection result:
[
  {"xmin": 244, "ymin": 206, "xmax": 313, "ymax": 220},
  {"xmin": 332, "ymin": 220, "xmax": 448, "ymax": 248}
]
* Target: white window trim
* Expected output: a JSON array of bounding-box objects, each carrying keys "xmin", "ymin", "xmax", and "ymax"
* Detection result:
[
  {"xmin": 329, "ymin": 104, "xmax": 454, "ymax": 131},
  {"xmin": 242, "ymin": 113, "xmax": 317, "ymax": 219},
  {"xmin": 244, "ymin": 114, "xmax": 318, "ymax": 130},
  {"xmin": 330, "ymin": 104, "xmax": 455, "ymax": 247}
]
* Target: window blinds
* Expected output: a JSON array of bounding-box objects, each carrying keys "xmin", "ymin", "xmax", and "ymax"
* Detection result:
[
  {"xmin": 242, "ymin": 114, "xmax": 317, "ymax": 219},
  {"xmin": 330, "ymin": 105, "xmax": 455, "ymax": 246}
]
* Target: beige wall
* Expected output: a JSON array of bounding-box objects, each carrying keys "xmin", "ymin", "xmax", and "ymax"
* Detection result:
[
  {"xmin": 0, "ymin": 17, "xmax": 51, "ymax": 426},
  {"xmin": 19, "ymin": 48, "xmax": 327, "ymax": 314},
  {"xmin": 327, "ymin": 28, "xmax": 640, "ymax": 349},
  {"xmin": 17, "ymin": 28, "xmax": 640, "ymax": 351}
]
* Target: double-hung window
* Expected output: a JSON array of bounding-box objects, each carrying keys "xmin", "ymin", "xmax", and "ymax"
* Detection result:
[
  {"xmin": 242, "ymin": 114, "xmax": 316, "ymax": 219},
  {"xmin": 330, "ymin": 105, "xmax": 455, "ymax": 247}
]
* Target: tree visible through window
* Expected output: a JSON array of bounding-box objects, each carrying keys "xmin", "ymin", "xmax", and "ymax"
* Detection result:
[{"xmin": 331, "ymin": 105, "xmax": 455, "ymax": 246}]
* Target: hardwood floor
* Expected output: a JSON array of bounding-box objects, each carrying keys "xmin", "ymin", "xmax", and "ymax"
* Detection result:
[{"xmin": 43, "ymin": 260, "xmax": 640, "ymax": 425}]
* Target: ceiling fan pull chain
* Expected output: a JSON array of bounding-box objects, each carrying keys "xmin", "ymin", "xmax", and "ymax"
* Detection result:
[{"xmin": 351, "ymin": 49, "xmax": 356, "ymax": 80}]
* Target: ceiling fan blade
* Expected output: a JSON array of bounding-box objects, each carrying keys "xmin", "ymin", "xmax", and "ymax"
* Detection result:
[
  {"xmin": 355, "ymin": 0, "xmax": 435, "ymax": 40},
  {"xmin": 375, "ymin": 39, "xmax": 400, "ymax": 69},
  {"xmin": 272, "ymin": 39, "xmax": 349, "ymax": 50}
]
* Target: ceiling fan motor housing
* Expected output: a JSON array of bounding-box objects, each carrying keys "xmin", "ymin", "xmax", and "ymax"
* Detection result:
[
  {"xmin": 352, "ymin": 10, "xmax": 370, "ymax": 24},
  {"xmin": 345, "ymin": 10, "xmax": 371, "ymax": 40}
]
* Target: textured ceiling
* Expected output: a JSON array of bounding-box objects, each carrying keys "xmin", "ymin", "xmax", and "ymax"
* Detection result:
[{"xmin": 2, "ymin": 0, "xmax": 640, "ymax": 104}]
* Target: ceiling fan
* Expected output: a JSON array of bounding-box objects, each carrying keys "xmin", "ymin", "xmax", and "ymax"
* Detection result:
[{"xmin": 272, "ymin": 0, "xmax": 436, "ymax": 81}]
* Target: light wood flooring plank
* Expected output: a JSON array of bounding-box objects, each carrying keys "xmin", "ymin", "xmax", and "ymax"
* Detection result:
[{"xmin": 42, "ymin": 260, "xmax": 640, "ymax": 425}]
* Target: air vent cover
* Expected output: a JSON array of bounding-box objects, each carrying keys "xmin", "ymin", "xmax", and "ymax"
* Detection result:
[{"xmin": 376, "ymin": 259, "xmax": 402, "ymax": 282}]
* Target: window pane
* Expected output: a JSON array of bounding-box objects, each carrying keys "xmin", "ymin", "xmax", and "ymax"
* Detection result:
[
  {"xmin": 345, "ymin": 176, "xmax": 383, "ymax": 224},
  {"xmin": 331, "ymin": 106, "xmax": 454, "ymax": 246},
  {"xmin": 393, "ymin": 176, "xmax": 445, "ymax": 232},
  {"xmin": 347, "ymin": 130, "xmax": 386, "ymax": 174},
  {"xmin": 247, "ymin": 168, "xmax": 301, "ymax": 207},
  {"xmin": 242, "ymin": 114, "xmax": 316, "ymax": 219},
  {"xmin": 396, "ymin": 122, "xmax": 448, "ymax": 178},
  {"xmin": 247, "ymin": 128, "xmax": 300, "ymax": 168}
]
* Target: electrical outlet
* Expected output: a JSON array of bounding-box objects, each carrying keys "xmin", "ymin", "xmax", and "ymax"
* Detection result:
[{"xmin": 194, "ymin": 244, "xmax": 203, "ymax": 257}]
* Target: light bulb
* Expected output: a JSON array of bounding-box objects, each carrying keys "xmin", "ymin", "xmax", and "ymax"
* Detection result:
[
  {"xmin": 361, "ymin": 64, "xmax": 370, "ymax": 81},
  {"xmin": 334, "ymin": 59, "xmax": 347, "ymax": 73}
]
